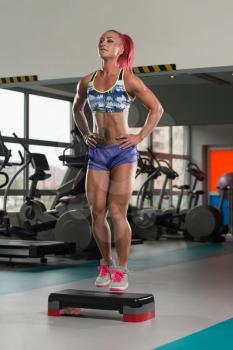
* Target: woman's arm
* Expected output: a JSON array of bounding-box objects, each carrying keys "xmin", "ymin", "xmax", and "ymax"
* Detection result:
[
  {"xmin": 125, "ymin": 72, "xmax": 164, "ymax": 142},
  {"xmin": 72, "ymin": 75, "xmax": 92, "ymax": 142},
  {"xmin": 117, "ymin": 72, "xmax": 164, "ymax": 148}
]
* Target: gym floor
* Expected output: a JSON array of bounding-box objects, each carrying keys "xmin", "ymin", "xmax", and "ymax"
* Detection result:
[{"xmin": 0, "ymin": 237, "xmax": 233, "ymax": 350}]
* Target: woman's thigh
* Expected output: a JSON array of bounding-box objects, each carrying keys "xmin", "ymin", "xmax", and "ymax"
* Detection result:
[
  {"xmin": 85, "ymin": 168, "xmax": 110, "ymax": 216},
  {"xmin": 107, "ymin": 163, "xmax": 137, "ymax": 216}
]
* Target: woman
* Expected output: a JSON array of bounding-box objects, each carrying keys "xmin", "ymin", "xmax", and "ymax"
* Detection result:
[{"xmin": 72, "ymin": 29, "xmax": 164, "ymax": 291}]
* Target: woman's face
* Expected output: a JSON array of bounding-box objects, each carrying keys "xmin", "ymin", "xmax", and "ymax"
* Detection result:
[{"xmin": 98, "ymin": 31, "xmax": 124, "ymax": 59}]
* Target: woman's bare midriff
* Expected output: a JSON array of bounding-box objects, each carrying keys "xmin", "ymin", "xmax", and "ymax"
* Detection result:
[{"xmin": 92, "ymin": 111, "xmax": 130, "ymax": 146}]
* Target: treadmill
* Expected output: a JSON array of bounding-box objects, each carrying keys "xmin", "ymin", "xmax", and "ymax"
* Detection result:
[{"xmin": 0, "ymin": 132, "xmax": 76, "ymax": 263}]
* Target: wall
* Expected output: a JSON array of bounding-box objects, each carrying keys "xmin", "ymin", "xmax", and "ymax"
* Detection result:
[
  {"xmin": 191, "ymin": 124, "xmax": 233, "ymax": 167},
  {"xmin": 190, "ymin": 124, "xmax": 233, "ymax": 206},
  {"xmin": 0, "ymin": 0, "xmax": 233, "ymax": 79},
  {"xmin": 126, "ymin": 83, "xmax": 233, "ymax": 127}
]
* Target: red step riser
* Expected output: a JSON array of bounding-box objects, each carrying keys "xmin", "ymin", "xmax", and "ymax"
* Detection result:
[
  {"xmin": 48, "ymin": 309, "xmax": 61, "ymax": 317},
  {"xmin": 123, "ymin": 310, "xmax": 156, "ymax": 322},
  {"xmin": 48, "ymin": 308, "xmax": 156, "ymax": 322}
]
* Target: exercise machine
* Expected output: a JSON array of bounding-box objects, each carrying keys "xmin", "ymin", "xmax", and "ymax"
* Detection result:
[
  {"xmin": 3, "ymin": 131, "xmax": 99, "ymax": 257},
  {"xmin": 0, "ymin": 132, "xmax": 33, "ymax": 238},
  {"xmin": 127, "ymin": 152, "xmax": 161, "ymax": 236},
  {"xmin": 130, "ymin": 151, "xmax": 179, "ymax": 240},
  {"xmin": 184, "ymin": 171, "xmax": 230, "ymax": 241},
  {"xmin": 0, "ymin": 132, "xmax": 75, "ymax": 262},
  {"xmin": 156, "ymin": 161, "xmax": 206, "ymax": 240},
  {"xmin": 129, "ymin": 149, "xmax": 208, "ymax": 241}
]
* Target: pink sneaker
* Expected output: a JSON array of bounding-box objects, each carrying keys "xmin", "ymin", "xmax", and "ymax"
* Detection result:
[
  {"xmin": 95, "ymin": 259, "xmax": 115, "ymax": 287},
  {"xmin": 109, "ymin": 267, "xmax": 129, "ymax": 291}
]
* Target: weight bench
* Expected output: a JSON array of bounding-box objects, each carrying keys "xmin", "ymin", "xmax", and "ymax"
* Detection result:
[{"xmin": 48, "ymin": 289, "xmax": 155, "ymax": 322}]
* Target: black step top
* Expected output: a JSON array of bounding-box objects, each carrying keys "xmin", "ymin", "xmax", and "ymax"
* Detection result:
[{"xmin": 48, "ymin": 289, "xmax": 155, "ymax": 311}]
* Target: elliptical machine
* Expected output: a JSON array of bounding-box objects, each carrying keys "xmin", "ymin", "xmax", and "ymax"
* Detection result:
[
  {"xmin": 0, "ymin": 132, "xmax": 35, "ymax": 238},
  {"xmin": 127, "ymin": 152, "xmax": 161, "ymax": 232},
  {"xmin": 3, "ymin": 131, "xmax": 99, "ymax": 257},
  {"xmin": 0, "ymin": 132, "xmax": 76, "ymax": 262},
  {"xmin": 157, "ymin": 161, "xmax": 206, "ymax": 240},
  {"xmin": 0, "ymin": 135, "xmax": 9, "ymax": 189},
  {"xmin": 129, "ymin": 150, "xmax": 207, "ymax": 241},
  {"xmin": 131, "ymin": 151, "xmax": 179, "ymax": 240}
]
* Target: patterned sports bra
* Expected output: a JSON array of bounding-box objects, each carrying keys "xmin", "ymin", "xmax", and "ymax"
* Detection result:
[{"xmin": 87, "ymin": 69, "xmax": 133, "ymax": 113}]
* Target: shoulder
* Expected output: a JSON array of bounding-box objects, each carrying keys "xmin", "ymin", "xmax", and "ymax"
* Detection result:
[
  {"xmin": 76, "ymin": 72, "xmax": 95, "ymax": 95},
  {"xmin": 123, "ymin": 70, "xmax": 137, "ymax": 84},
  {"xmin": 76, "ymin": 72, "xmax": 95, "ymax": 91},
  {"xmin": 123, "ymin": 70, "xmax": 147, "ymax": 96}
]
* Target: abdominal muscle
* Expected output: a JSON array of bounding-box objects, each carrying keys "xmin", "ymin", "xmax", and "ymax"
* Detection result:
[{"xmin": 92, "ymin": 111, "xmax": 130, "ymax": 146}]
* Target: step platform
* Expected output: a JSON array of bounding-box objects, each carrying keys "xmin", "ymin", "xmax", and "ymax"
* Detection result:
[
  {"xmin": 0, "ymin": 239, "xmax": 76, "ymax": 262},
  {"xmin": 48, "ymin": 289, "xmax": 155, "ymax": 322}
]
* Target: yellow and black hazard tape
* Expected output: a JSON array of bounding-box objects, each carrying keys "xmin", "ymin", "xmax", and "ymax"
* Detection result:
[
  {"xmin": 0, "ymin": 75, "xmax": 38, "ymax": 84},
  {"xmin": 133, "ymin": 64, "xmax": 176, "ymax": 74}
]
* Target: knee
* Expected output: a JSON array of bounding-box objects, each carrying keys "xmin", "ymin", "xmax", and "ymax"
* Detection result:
[
  {"xmin": 107, "ymin": 203, "xmax": 127, "ymax": 220},
  {"xmin": 90, "ymin": 206, "xmax": 108, "ymax": 221}
]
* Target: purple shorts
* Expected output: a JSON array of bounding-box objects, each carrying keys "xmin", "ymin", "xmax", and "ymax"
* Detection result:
[{"xmin": 87, "ymin": 144, "xmax": 139, "ymax": 171}]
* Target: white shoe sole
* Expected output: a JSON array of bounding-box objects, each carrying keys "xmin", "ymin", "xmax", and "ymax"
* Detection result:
[
  {"xmin": 95, "ymin": 280, "xmax": 111, "ymax": 287},
  {"xmin": 109, "ymin": 283, "xmax": 128, "ymax": 291}
]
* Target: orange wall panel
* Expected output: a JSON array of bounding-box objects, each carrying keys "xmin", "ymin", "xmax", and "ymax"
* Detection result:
[{"xmin": 209, "ymin": 150, "xmax": 233, "ymax": 191}]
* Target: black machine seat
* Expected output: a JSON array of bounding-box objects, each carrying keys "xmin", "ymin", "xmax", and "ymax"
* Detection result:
[
  {"xmin": 187, "ymin": 162, "xmax": 206, "ymax": 182},
  {"xmin": 48, "ymin": 289, "xmax": 155, "ymax": 322},
  {"xmin": 160, "ymin": 166, "xmax": 178, "ymax": 180}
]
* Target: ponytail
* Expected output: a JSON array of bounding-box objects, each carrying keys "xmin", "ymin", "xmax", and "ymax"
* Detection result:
[{"xmin": 108, "ymin": 30, "xmax": 135, "ymax": 73}]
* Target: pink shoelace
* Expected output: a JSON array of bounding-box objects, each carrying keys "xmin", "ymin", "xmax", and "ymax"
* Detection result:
[
  {"xmin": 111, "ymin": 269, "xmax": 124, "ymax": 282},
  {"xmin": 98, "ymin": 264, "xmax": 110, "ymax": 276}
]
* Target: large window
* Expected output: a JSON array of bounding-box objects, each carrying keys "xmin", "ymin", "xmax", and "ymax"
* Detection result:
[
  {"xmin": 0, "ymin": 90, "xmax": 24, "ymax": 137},
  {"xmin": 172, "ymin": 127, "xmax": 190, "ymax": 209},
  {"xmin": 29, "ymin": 95, "xmax": 71, "ymax": 142},
  {"xmin": 3, "ymin": 196, "xmax": 24, "ymax": 213},
  {"xmin": 152, "ymin": 127, "xmax": 170, "ymax": 193},
  {"xmin": 0, "ymin": 90, "xmax": 72, "ymax": 212},
  {"xmin": 153, "ymin": 126, "xmax": 170, "ymax": 153},
  {"xmin": 172, "ymin": 126, "xmax": 189, "ymax": 155},
  {"xmin": 153, "ymin": 126, "xmax": 190, "ymax": 209}
]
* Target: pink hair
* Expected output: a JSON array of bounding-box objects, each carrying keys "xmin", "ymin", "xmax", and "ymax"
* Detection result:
[{"xmin": 108, "ymin": 30, "xmax": 135, "ymax": 73}]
